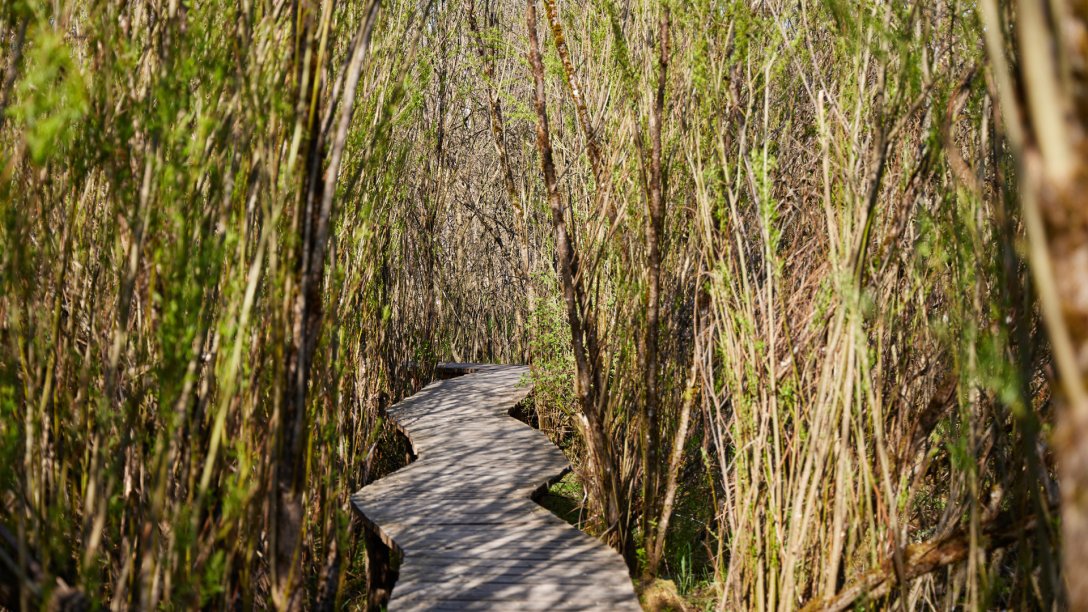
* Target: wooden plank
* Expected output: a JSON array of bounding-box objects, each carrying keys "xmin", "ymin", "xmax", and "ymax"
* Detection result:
[
  {"xmin": 400, "ymin": 564, "xmax": 630, "ymax": 580},
  {"xmin": 404, "ymin": 548, "xmax": 620, "ymax": 565},
  {"xmin": 392, "ymin": 581, "xmax": 641, "ymax": 610},
  {"xmin": 350, "ymin": 364, "xmax": 639, "ymax": 610}
]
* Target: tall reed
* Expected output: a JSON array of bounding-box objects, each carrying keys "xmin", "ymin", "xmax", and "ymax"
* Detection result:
[{"xmin": 0, "ymin": 0, "xmax": 1069, "ymax": 608}]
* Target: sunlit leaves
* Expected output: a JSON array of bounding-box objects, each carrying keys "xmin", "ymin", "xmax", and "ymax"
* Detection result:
[{"xmin": 7, "ymin": 29, "xmax": 87, "ymax": 165}]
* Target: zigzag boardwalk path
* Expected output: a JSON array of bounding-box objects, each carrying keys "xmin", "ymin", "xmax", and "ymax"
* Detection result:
[{"xmin": 352, "ymin": 364, "xmax": 640, "ymax": 610}]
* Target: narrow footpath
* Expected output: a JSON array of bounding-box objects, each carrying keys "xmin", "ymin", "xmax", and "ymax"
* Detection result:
[{"xmin": 352, "ymin": 364, "xmax": 640, "ymax": 610}]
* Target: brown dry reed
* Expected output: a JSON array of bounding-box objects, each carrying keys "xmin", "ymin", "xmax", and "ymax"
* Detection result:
[{"xmin": 0, "ymin": 0, "xmax": 1078, "ymax": 609}]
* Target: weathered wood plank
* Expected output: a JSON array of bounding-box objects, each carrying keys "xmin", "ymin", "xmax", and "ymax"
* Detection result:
[{"xmin": 350, "ymin": 364, "xmax": 639, "ymax": 611}]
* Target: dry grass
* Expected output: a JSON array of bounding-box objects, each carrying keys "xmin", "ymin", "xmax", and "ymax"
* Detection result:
[{"xmin": 0, "ymin": 0, "xmax": 1069, "ymax": 609}]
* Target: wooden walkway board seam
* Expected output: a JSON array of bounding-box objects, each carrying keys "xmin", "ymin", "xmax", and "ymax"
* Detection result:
[{"xmin": 351, "ymin": 364, "xmax": 640, "ymax": 611}]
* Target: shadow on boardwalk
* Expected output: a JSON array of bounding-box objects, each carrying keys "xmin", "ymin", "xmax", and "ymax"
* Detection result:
[{"xmin": 352, "ymin": 364, "xmax": 640, "ymax": 611}]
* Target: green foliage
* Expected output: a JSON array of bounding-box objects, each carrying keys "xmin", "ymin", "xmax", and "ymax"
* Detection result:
[
  {"xmin": 6, "ymin": 28, "xmax": 87, "ymax": 164},
  {"xmin": 0, "ymin": 0, "xmax": 1060, "ymax": 609},
  {"xmin": 529, "ymin": 282, "xmax": 578, "ymax": 443},
  {"xmin": 0, "ymin": 0, "xmax": 430, "ymax": 607}
]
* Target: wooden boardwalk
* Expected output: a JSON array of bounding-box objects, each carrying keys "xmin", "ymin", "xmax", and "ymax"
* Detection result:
[{"xmin": 352, "ymin": 364, "xmax": 640, "ymax": 610}]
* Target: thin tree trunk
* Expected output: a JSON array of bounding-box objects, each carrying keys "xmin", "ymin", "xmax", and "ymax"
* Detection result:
[
  {"xmin": 650, "ymin": 295, "xmax": 697, "ymax": 576},
  {"xmin": 526, "ymin": 0, "xmax": 589, "ymax": 441},
  {"xmin": 540, "ymin": 0, "xmax": 618, "ymax": 239},
  {"xmin": 276, "ymin": 4, "xmax": 379, "ymax": 607},
  {"xmin": 526, "ymin": 0, "xmax": 632, "ymax": 570},
  {"xmin": 467, "ymin": 1, "xmax": 533, "ymax": 359},
  {"xmin": 540, "ymin": 0, "xmax": 605, "ymax": 189},
  {"xmin": 641, "ymin": 6, "xmax": 669, "ymax": 578},
  {"xmin": 981, "ymin": 0, "xmax": 1088, "ymax": 605}
]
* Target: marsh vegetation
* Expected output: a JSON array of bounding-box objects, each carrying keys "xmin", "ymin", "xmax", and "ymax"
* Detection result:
[{"xmin": 2, "ymin": 0, "xmax": 1087, "ymax": 609}]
